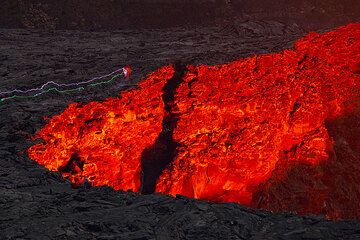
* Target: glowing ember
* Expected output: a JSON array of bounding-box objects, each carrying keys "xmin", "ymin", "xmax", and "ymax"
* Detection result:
[{"xmin": 28, "ymin": 23, "xmax": 360, "ymax": 219}]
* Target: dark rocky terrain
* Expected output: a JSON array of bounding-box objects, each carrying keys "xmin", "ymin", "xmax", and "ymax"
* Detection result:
[
  {"xmin": 1, "ymin": 0, "xmax": 360, "ymax": 30},
  {"xmin": 1, "ymin": 7, "xmax": 360, "ymax": 240}
]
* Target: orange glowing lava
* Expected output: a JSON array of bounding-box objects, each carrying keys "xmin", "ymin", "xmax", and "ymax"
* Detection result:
[
  {"xmin": 28, "ymin": 66, "xmax": 174, "ymax": 191},
  {"xmin": 28, "ymin": 23, "xmax": 360, "ymax": 219}
]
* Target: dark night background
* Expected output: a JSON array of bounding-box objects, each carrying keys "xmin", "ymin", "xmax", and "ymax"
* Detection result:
[{"xmin": 1, "ymin": 0, "xmax": 360, "ymax": 239}]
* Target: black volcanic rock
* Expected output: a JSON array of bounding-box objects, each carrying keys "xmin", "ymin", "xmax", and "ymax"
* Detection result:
[
  {"xmin": 0, "ymin": 0, "xmax": 359, "ymax": 30},
  {"xmin": 0, "ymin": 20, "xmax": 360, "ymax": 239}
]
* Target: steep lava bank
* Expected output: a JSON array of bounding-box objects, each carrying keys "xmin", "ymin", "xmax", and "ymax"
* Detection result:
[{"xmin": 28, "ymin": 23, "xmax": 360, "ymax": 219}]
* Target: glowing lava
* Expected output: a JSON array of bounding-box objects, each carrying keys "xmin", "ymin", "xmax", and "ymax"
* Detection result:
[
  {"xmin": 28, "ymin": 23, "xmax": 360, "ymax": 219},
  {"xmin": 28, "ymin": 66, "xmax": 174, "ymax": 191}
]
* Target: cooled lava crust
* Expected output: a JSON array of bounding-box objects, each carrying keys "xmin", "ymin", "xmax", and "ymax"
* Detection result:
[{"xmin": 28, "ymin": 23, "xmax": 360, "ymax": 220}]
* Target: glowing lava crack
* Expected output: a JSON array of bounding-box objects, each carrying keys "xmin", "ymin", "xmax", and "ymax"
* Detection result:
[{"xmin": 28, "ymin": 24, "xmax": 360, "ymax": 220}]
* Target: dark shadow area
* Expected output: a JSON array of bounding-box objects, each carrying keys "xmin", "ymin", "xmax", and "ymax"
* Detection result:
[
  {"xmin": 140, "ymin": 61, "xmax": 186, "ymax": 194},
  {"xmin": 58, "ymin": 152, "xmax": 84, "ymax": 175},
  {"xmin": 252, "ymin": 108, "xmax": 360, "ymax": 219}
]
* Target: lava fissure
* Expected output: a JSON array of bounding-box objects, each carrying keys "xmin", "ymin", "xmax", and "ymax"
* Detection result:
[{"xmin": 140, "ymin": 62, "xmax": 187, "ymax": 194}]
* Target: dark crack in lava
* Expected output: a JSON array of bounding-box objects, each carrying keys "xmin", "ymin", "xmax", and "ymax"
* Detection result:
[{"xmin": 140, "ymin": 62, "xmax": 186, "ymax": 194}]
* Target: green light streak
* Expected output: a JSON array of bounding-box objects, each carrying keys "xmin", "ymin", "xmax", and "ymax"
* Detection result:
[{"xmin": 1, "ymin": 73, "xmax": 125, "ymax": 103}]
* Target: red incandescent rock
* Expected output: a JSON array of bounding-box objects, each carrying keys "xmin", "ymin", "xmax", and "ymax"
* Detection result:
[
  {"xmin": 28, "ymin": 66, "xmax": 174, "ymax": 192},
  {"xmin": 28, "ymin": 23, "xmax": 360, "ymax": 219},
  {"xmin": 156, "ymin": 24, "xmax": 360, "ymax": 215}
]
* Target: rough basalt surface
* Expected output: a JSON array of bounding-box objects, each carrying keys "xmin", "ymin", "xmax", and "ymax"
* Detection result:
[
  {"xmin": 28, "ymin": 23, "xmax": 360, "ymax": 220},
  {"xmin": 1, "ymin": 0, "xmax": 360, "ymax": 30}
]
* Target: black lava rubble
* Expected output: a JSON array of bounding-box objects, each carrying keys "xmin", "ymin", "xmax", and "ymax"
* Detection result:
[{"xmin": 1, "ymin": 21, "xmax": 360, "ymax": 240}]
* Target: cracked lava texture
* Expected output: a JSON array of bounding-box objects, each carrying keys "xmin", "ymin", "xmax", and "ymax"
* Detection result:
[{"xmin": 28, "ymin": 23, "xmax": 360, "ymax": 220}]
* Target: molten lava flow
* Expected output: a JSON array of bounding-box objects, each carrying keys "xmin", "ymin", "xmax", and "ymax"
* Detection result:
[
  {"xmin": 28, "ymin": 66, "xmax": 174, "ymax": 191},
  {"xmin": 156, "ymin": 24, "xmax": 360, "ymax": 210},
  {"xmin": 28, "ymin": 23, "xmax": 360, "ymax": 219}
]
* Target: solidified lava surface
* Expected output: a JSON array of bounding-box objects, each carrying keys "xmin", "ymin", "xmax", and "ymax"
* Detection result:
[{"xmin": 28, "ymin": 23, "xmax": 360, "ymax": 220}]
